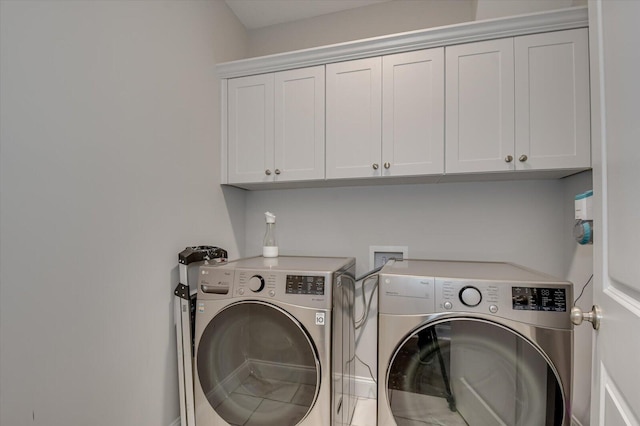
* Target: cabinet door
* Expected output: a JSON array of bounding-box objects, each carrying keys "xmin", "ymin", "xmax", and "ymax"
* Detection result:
[
  {"xmin": 382, "ymin": 48, "xmax": 444, "ymax": 177},
  {"xmin": 228, "ymin": 74, "xmax": 274, "ymax": 184},
  {"xmin": 445, "ymin": 38, "xmax": 515, "ymax": 174},
  {"xmin": 326, "ymin": 57, "xmax": 382, "ymax": 179},
  {"xmin": 515, "ymin": 28, "xmax": 590, "ymax": 171},
  {"xmin": 274, "ymin": 66, "xmax": 325, "ymax": 182}
]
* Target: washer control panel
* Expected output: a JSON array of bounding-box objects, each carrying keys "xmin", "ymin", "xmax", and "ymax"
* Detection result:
[
  {"xmin": 196, "ymin": 256, "xmax": 354, "ymax": 311},
  {"xmin": 197, "ymin": 266, "xmax": 334, "ymax": 309},
  {"xmin": 437, "ymin": 279, "xmax": 501, "ymax": 314},
  {"xmin": 237, "ymin": 271, "xmax": 278, "ymax": 296},
  {"xmin": 285, "ymin": 275, "xmax": 325, "ymax": 295}
]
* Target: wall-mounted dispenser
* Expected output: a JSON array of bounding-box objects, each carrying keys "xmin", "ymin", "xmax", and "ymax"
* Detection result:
[{"xmin": 574, "ymin": 190, "xmax": 593, "ymax": 245}]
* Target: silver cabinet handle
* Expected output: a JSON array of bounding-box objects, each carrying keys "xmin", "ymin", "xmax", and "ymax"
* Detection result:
[
  {"xmin": 372, "ymin": 163, "xmax": 379, "ymax": 170},
  {"xmin": 265, "ymin": 169, "xmax": 272, "ymax": 176},
  {"xmin": 519, "ymin": 154, "xmax": 528, "ymax": 162},
  {"xmin": 274, "ymin": 169, "xmax": 281, "ymax": 175},
  {"xmin": 505, "ymin": 155, "xmax": 513, "ymax": 163},
  {"xmin": 384, "ymin": 162, "xmax": 391, "ymax": 169}
]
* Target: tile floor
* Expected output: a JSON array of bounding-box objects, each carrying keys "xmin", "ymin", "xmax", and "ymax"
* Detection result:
[
  {"xmin": 212, "ymin": 372, "xmax": 317, "ymax": 426},
  {"xmin": 350, "ymin": 393, "xmax": 467, "ymax": 426},
  {"xmin": 209, "ymin": 363, "xmax": 466, "ymax": 426},
  {"xmin": 350, "ymin": 397, "xmax": 377, "ymax": 426}
]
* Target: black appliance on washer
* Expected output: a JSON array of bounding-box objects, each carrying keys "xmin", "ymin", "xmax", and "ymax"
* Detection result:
[{"xmin": 174, "ymin": 246, "xmax": 228, "ymax": 426}]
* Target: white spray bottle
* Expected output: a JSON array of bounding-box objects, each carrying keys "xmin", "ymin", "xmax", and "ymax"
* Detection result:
[{"xmin": 263, "ymin": 212, "xmax": 278, "ymax": 258}]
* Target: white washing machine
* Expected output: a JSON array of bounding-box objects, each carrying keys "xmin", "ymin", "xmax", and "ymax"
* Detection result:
[
  {"xmin": 194, "ymin": 256, "xmax": 356, "ymax": 426},
  {"xmin": 378, "ymin": 260, "xmax": 573, "ymax": 426}
]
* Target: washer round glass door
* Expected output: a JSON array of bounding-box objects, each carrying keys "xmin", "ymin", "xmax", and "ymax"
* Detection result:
[
  {"xmin": 387, "ymin": 318, "xmax": 565, "ymax": 426},
  {"xmin": 197, "ymin": 301, "xmax": 320, "ymax": 426}
]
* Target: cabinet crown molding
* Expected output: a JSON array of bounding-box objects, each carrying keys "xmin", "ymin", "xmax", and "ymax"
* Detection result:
[{"xmin": 216, "ymin": 6, "xmax": 587, "ymax": 79}]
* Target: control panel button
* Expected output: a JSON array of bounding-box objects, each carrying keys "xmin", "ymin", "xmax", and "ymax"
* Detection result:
[
  {"xmin": 238, "ymin": 288, "xmax": 245, "ymax": 295},
  {"xmin": 460, "ymin": 286, "xmax": 482, "ymax": 307},
  {"xmin": 489, "ymin": 305, "xmax": 498, "ymax": 313},
  {"xmin": 443, "ymin": 301, "xmax": 453, "ymax": 310},
  {"xmin": 269, "ymin": 290, "xmax": 275, "ymax": 297},
  {"xmin": 249, "ymin": 275, "xmax": 265, "ymax": 292}
]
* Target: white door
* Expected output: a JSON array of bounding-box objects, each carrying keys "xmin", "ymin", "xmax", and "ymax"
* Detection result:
[
  {"xmin": 326, "ymin": 57, "xmax": 382, "ymax": 179},
  {"xmin": 514, "ymin": 29, "xmax": 591, "ymax": 172},
  {"xmin": 274, "ymin": 66, "xmax": 325, "ymax": 182},
  {"xmin": 445, "ymin": 38, "xmax": 515, "ymax": 174},
  {"xmin": 228, "ymin": 73, "xmax": 274, "ymax": 184},
  {"xmin": 589, "ymin": 1, "xmax": 640, "ymax": 425},
  {"xmin": 382, "ymin": 48, "xmax": 444, "ymax": 177}
]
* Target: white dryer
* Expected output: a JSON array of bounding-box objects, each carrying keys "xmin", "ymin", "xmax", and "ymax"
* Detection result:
[
  {"xmin": 194, "ymin": 256, "xmax": 356, "ymax": 426},
  {"xmin": 378, "ymin": 260, "xmax": 573, "ymax": 426}
]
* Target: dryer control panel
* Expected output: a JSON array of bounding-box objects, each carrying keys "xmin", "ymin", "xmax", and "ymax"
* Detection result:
[
  {"xmin": 435, "ymin": 280, "xmax": 568, "ymax": 314},
  {"xmin": 512, "ymin": 286, "xmax": 567, "ymax": 312},
  {"xmin": 437, "ymin": 280, "xmax": 501, "ymax": 313},
  {"xmin": 434, "ymin": 279, "xmax": 571, "ymax": 328},
  {"xmin": 378, "ymin": 259, "xmax": 573, "ymax": 329}
]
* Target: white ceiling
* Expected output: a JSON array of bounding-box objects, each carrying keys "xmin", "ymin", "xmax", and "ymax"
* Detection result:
[{"xmin": 225, "ymin": 0, "xmax": 394, "ymax": 30}]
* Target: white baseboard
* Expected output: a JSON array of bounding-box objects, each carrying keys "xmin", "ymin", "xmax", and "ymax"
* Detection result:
[
  {"xmin": 572, "ymin": 415, "xmax": 586, "ymax": 426},
  {"xmin": 353, "ymin": 376, "xmax": 377, "ymax": 399}
]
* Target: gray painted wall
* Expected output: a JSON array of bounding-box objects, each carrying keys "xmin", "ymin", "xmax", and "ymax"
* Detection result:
[
  {"xmin": 0, "ymin": 1, "xmax": 594, "ymax": 425},
  {"xmin": 475, "ymin": 0, "xmax": 587, "ymax": 20},
  {"xmin": 247, "ymin": 0, "xmax": 476, "ymax": 57},
  {"xmin": 0, "ymin": 1, "xmax": 246, "ymax": 425},
  {"xmin": 244, "ymin": 0, "xmax": 587, "ymax": 58}
]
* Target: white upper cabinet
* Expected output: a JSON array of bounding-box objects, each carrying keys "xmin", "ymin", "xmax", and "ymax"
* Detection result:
[
  {"xmin": 382, "ymin": 48, "xmax": 445, "ymax": 176},
  {"xmin": 445, "ymin": 28, "xmax": 590, "ymax": 174},
  {"xmin": 228, "ymin": 73, "xmax": 274, "ymax": 184},
  {"xmin": 445, "ymin": 39, "xmax": 515, "ymax": 174},
  {"xmin": 326, "ymin": 49, "xmax": 444, "ymax": 180},
  {"xmin": 514, "ymin": 28, "xmax": 590, "ymax": 171},
  {"xmin": 274, "ymin": 66, "xmax": 325, "ymax": 182},
  {"xmin": 227, "ymin": 66, "xmax": 325, "ymax": 185},
  {"xmin": 326, "ymin": 57, "xmax": 382, "ymax": 179},
  {"xmin": 218, "ymin": 8, "xmax": 590, "ymax": 188}
]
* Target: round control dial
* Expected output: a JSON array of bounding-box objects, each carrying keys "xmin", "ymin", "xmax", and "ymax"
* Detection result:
[
  {"xmin": 459, "ymin": 286, "xmax": 482, "ymax": 307},
  {"xmin": 248, "ymin": 275, "xmax": 265, "ymax": 292}
]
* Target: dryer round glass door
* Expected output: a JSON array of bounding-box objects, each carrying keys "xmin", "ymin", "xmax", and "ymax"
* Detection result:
[
  {"xmin": 386, "ymin": 318, "xmax": 565, "ymax": 426},
  {"xmin": 197, "ymin": 301, "xmax": 320, "ymax": 426}
]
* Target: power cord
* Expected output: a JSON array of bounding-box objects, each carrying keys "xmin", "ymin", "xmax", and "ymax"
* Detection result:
[
  {"xmin": 573, "ymin": 274, "xmax": 593, "ymax": 307},
  {"xmin": 349, "ymin": 263, "xmax": 391, "ymax": 385},
  {"xmin": 345, "ymin": 353, "xmax": 377, "ymax": 385},
  {"xmin": 355, "ymin": 275, "xmax": 378, "ymax": 330},
  {"xmin": 355, "ymin": 263, "xmax": 385, "ymax": 282}
]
